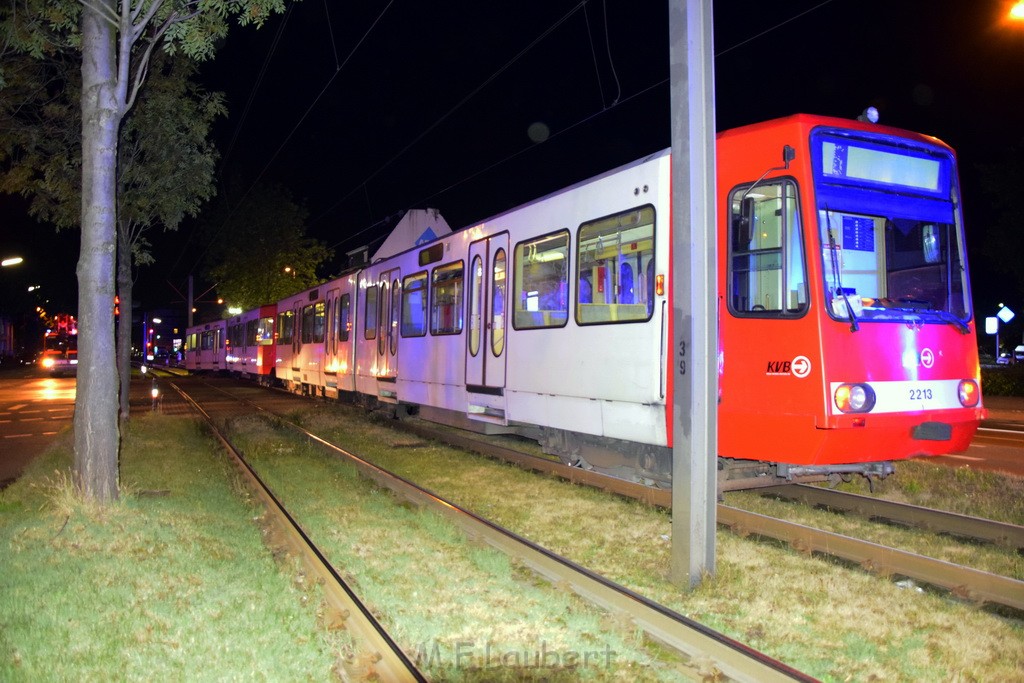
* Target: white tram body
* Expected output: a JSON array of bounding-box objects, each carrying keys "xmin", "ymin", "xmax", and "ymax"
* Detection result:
[
  {"xmin": 183, "ymin": 319, "xmax": 228, "ymax": 373},
  {"xmin": 347, "ymin": 151, "xmax": 670, "ymax": 457}
]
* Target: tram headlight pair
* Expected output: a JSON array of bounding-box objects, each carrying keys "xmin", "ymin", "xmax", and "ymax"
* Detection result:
[
  {"xmin": 834, "ymin": 383, "xmax": 876, "ymax": 413},
  {"xmin": 957, "ymin": 379, "xmax": 980, "ymax": 408}
]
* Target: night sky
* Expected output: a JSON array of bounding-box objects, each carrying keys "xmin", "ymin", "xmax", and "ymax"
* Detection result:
[{"xmin": 4, "ymin": 0, "xmax": 1024, "ymax": 328}]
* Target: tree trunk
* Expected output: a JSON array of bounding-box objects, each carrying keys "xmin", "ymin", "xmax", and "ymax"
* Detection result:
[
  {"xmin": 75, "ymin": 1, "xmax": 122, "ymax": 502},
  {"xmin": 116, "ymin": 225, "xmax": 132, "ymax": 423}
]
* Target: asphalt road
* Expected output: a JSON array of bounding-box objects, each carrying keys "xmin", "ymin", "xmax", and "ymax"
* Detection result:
[{"xmin": 0, "ymin": 364, "xmax": 76, "ymax": 487}]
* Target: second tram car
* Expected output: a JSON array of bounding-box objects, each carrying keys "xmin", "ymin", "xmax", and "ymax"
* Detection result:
[
  {"xmin": 226, "ymin": 304, "xmax": 277, "ymax": 383},
  {"xmin": 191, "ymin": 113, "xmax": 984, "ymax": 490},
  {"xmin": 183, "ymin": 319, "xmax": 227, "ymax": 373}
]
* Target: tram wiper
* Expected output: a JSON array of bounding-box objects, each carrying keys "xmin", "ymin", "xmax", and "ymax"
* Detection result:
[
  {"xmin": 824, "ymin": 207, "xmax": 859, "ymax": 332},
  {"xmin": 927, "ymin": 309, "xmax": 971, "ymax": 335}
]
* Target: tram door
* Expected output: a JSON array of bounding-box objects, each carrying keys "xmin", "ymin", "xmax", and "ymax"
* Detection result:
[
  {"xmin": 466, "ymin": 234, "xmax": 508, "ymax": 390},
  {"xmin": 376, "ymin": 269, "xmax": 401, "ymax": 380}
]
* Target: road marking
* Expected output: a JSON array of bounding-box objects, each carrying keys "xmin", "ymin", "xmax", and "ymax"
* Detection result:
[
  {"xmin": 3, "ymin": 434, "xmax": 32, "ymax": 439},
  {"xmin": 8, "ymin": 404, "xmax": 27, "ymax": 411},
  {"xmin": 942, "ymin": 454, "xmax": 984, "ymax": 462},
  {"xmin": 19, "ymin": 418, "xmax": 43, "ymax": 422}
]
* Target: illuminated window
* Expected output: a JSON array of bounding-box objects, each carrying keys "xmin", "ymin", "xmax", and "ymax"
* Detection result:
[
  {"xmin": 513, "ymin": 231, "xmax": 569, "ymax": 329},
  {"xmin": 431, "ymin": 262, "xmax": 464, "ymax": 335},
  {"xmin": 338, "ymin": 294, "xmax": 351, "ymax": 342},
  {"xmin": 401, "ymin": 272, "xmax": 428, "ymax": 337},
  {"xmin": 575, "ymin": 207, "xmax": 655, "ymax": 325}
]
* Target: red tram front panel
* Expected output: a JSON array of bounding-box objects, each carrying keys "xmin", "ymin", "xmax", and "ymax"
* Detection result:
[{"xmin": 717, "ymin": 115, "xmax": 983, "ymax": 467}]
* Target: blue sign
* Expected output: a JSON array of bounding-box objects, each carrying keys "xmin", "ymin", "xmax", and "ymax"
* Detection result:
[{"xmin": 842, "ymin": 215, "xmax": 874, "ymax": 252}]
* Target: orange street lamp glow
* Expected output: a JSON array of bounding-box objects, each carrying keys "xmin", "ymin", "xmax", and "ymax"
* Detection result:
[{"xmin": 1012, "ymin": 1, "xmax": 1024, "ymax": 20}]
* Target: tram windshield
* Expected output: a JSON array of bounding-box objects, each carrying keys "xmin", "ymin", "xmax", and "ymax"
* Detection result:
[{"xmin": 812, "ymin": 129, "xmax": 971, "ymax": 330}]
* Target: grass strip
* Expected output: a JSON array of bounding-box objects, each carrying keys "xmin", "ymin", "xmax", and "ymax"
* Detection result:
[
  {"xmin": 292, "ymin": 402, "xmax": 1024, "ymax": 682},
  {"xmin": 0, "ymin": 414, "xmax": 344, "ymax": 681},
  {"xmin": 225, "ymin": 413, "xmax": 691, "ymax": 681}
]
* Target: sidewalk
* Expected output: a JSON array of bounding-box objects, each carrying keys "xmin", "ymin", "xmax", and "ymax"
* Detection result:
[{"xmin": 983, "ymin": 395, "xmax": 1024, "ymax": 422}]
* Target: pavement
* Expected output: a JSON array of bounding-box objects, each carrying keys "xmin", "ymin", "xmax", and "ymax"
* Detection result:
[{"xmin": 982, "ymin": 395, "xmax": 1024, "ymax": 422}]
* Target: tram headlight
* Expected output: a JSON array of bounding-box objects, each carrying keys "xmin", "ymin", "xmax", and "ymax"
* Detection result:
[
  {"xmin": 957, "ymin": 379, "xmax": 980, "ymax": 408},
  {"xmin": 40, "ymin": 357, "xmax": 55, "ymax": 369},
  {"xmin": 834, "ymin": 383, "xmax": 876, "ymax": 413}
]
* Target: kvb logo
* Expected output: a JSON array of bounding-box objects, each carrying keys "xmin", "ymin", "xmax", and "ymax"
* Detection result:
[{"xmin": 766, "ymin": 355, "xmax": 812, "ymax": 378}]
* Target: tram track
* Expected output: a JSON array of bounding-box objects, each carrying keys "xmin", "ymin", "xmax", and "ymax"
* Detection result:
[
  {"xmin": 385, "ymin": 417, "xmax": 1024, "ymax": 612},
  {"xmin": 167, "ymin": 379, "xmax": 427, "ymax": 682},
  {"xmin": 173, "ymin": 376, "xmax": 812, "ymax": 682}
]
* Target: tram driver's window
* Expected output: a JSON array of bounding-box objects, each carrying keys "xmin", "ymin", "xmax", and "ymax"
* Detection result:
[{"xmin": 728, "ymin": 179, "xmax": 807, "ymax": 316}]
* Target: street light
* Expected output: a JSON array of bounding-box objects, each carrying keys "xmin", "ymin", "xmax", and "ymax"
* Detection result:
[
  {"xmin": 2, "ymin": 256, "xmax": 24, "ymax": 267},
  {"xmin": 1012, "ymin": 1, "xmax": 1024, "ymax": 21}
]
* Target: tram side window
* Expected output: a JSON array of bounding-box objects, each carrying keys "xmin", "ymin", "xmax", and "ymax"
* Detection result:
[
  {"xmin": 301, "ymin": 304, "xmax": 315, "ymax": 344},
  {"xmin": 277, "ymin": 310, "xmax": 294, "ymax": 344},
  {"xmin": 338, "ymin": 294, "xmax": 351, "ymax": 342},
  {"xmin": 200, "ymin": 330, "xmax": 213, "ymax": 351},
  {"xmin": 729, "ymin": 180, "xmax": 807, "ymax": 316},
  {"xmin": 246, "ymin": 319, "xmax": 258, "ymax": 347},
  {"xmin": 431, "ymin": 262, "xmax": 464, "ymax": 335},
  {"xmin": 576, "ymin": 207, "xmax": 655, "ymax": 325},
  {"xmin": 513, "ymin": 230, "xmax": 569, "ymax": 329},
  {"xmin": 257, "ymin": 317, "xmax": 274, "ymax": 345},
  {"xmin": 364, "ymin": 285, "xmax": 379, "ymax": 339},
  {"xmin": 401, "ymin": 272, "xmax": 428, "ymax": 337}
]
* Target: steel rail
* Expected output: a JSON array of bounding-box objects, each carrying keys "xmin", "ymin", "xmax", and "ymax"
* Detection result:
[
  {"xmin": 757, "ymin": 484, "xmax": 1024, "ymax": 550},
  {"xmin": 169, "ymin": 381, "xmax": 426, "ymax": 682},
  {"xmin": 391, "ymin": 420, "xmax": 1024, "ymax": 612},
  {"xmin": 716, "ymin": 505, "xmax": 1024, "ymax": 610},
  {"xmin": 204, "ymin": 381, "xmax": 812, "ymax": 682}
]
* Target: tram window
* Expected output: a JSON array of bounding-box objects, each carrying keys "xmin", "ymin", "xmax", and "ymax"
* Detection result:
[
  {"xmin": 492, "ymin": 249, "xmax": 506, "ymax": 356},
  {"xmin": 513, "ymin": 230, "xmax": 569, "ymax": 329},
  {"xmin": 364, "ymin": 285, "xmax": 378, "ymax": 340},
  {"xmin": 246, "ymin": 319, "xmax": 258, "ymax": 347},
  {"xmin": 575, "ymin": 208, "xmax": 654, "ymax": 325},
  {"xmin": 728, "ymin": 180, "xmax": 807, "ymax": 316},
  {"xmin": 338, "ymin": 294, "xmax": 351, "ymax": 342},
  {"xmin": 389, "ymin": 279, "xmax": 400, "ymax": 355},
  {"xmin": 431, "ymin": 261, "xmax": 464, "ymax": 335},
  {"xmin": 299, "ymin": 303, "xmax": 323, "ymax": 344},
  {"xmin": 257, "ymin": 317, "xmax": 274, "ymax": 345},
  {"xmin": 401, "ymin": 272, "xmax": 428, "ymax": 337},
  {"xmin": 313, "ymin": 301, "xmax": 326, "ymax": 343},
  {"xmin": 468, "ymin": 256, "xmax": 483, "ymax": 356},
  {"xmin": 301, "ymin": 304, "xmax": 315, "ymax": 344},
  {"xmin": 277, "ymin": 310, "xmax": 294, "ymax": 344}
]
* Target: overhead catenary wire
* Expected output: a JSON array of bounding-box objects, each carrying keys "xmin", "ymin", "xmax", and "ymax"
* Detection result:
[{"xmin": 176, "ymin": 0, "xmax": 396, "ymax": 280}]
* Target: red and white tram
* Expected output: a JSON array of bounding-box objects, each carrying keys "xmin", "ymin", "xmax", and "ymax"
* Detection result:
[{"xmin": 199, "ymin": 113, "xmax": 985, "ymax": 489}]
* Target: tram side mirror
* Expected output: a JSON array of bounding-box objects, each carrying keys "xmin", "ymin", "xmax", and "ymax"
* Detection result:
[{"xmin": 782, "ymin": 144, "xmax": 796, "ymax": 169}]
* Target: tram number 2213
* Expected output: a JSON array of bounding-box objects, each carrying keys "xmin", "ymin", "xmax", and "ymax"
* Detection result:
[{"xmin": 909, "ymin": 387, "xmax": 934, "ymax": 401}]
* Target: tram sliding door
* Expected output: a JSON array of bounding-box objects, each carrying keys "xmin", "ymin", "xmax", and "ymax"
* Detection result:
[{"xmin": 466, "ymin": 234, "xmax": 508, "ymax": 391}]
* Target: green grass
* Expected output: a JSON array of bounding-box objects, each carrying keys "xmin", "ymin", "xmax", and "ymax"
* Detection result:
[
  {"xmin": 0, "ymin": 415, "xmax": 344, "ymax": 681},
  {"xmin": 292, "ymin": 402, "xmax": 1024, "ymax": 683},
  {"xmin": 224, "ymin": 413, "xmax": 684, "ymax": 681}
]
